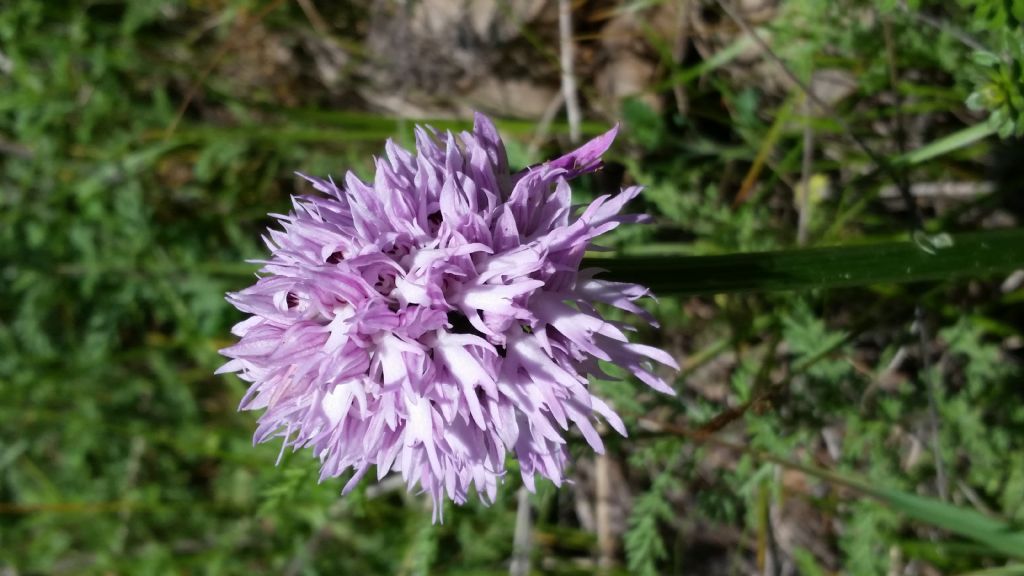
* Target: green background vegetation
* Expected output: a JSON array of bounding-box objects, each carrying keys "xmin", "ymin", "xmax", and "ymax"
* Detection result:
[{"xmin": 1, "ymin": 0, "xmax": 1023, "ymax": 574}]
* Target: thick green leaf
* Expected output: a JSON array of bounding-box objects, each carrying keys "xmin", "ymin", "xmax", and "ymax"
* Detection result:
[{"xmin": 588, "ymin": 229, "xmax": 1024, "ymax": 296}]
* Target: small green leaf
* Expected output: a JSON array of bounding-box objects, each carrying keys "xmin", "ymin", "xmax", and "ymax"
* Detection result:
[
  {"xmin": 998, "ymin": 117, "xmax": 1016, "ymax": 139},
  {"xmin": 972, "ymin": 51, "xmax": 1002, "ymax": 67},
  {"xmin": 622, "ymin": 97, "xmax": 664, "ymax": 149},
  {"xmin": 967, "ymin": 91, "xmax": 987, "ymax": 111}
]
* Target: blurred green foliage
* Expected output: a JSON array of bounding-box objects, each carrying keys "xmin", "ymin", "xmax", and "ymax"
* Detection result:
[
  {"xmin": 951, "ymin": 0, "xmax": 1024, "ymax": 137},
  {"xmin": 0, "ymin": 0, "xmax": 1022, "ymax": 574}
]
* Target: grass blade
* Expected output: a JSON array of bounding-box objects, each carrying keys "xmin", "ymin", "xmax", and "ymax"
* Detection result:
[
  {"xmin": 589, "ymin": 228, "xmax": 1024, "ymax": 295},
  {"xmin": 862, "ymin": 485, "xmax": 1024, "ymax": 559},
  {"xmin": 647, "ymin": 421, "xmax": 1024, "ymax": 560},
  {"xmin": 653, "ymin": 35, "xmax": 755, "ymax": 91},
  {"xmin": 956, "ymin": 566, "xmax": 1024, "ymax": 576},
  {"xmin": 898, "ymin": 122, "xmax": 997, "ymax": 165}
]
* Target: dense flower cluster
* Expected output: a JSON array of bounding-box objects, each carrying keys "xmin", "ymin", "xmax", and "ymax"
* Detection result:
[{"xmin": 218, "ymin": 113, "xmax": 677, "ymax": 520}]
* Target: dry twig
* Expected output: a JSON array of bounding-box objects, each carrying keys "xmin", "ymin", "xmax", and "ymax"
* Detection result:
[
  {"xmin": 509, "ymin": 488, "xmax": 532, "ymax": 576},
  {"xmin": 558, "ymin": 0, "xmax": 582, "ymax": 144},
  {"xmin": 295, "ymin": 0, "xmax": 330, "ymax": 36}
]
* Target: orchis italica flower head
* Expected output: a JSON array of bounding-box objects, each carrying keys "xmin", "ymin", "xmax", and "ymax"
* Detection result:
[{"xmin": 218, "ymin": 113, "xmax": 678, "ymax": 521}]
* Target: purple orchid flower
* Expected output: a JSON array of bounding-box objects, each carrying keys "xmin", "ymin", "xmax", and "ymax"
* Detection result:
[{"xmin": 218, "ymin": 113, "xmax": 678, "ymax": 521}]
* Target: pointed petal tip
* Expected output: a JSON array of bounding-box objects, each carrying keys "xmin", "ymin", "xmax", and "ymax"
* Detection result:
[
  {"xmin": 607, "ymin": 122, "xmax": 621, "ymax": 139},
  {"xmin": 542, "ymin": 122, "xmax": 621, "ymax": 178},
  {"xmin": 473, "ymin": 110, "xmax": 495, "ymax": 129},
  {"xmin": 213, "ymin": 360, "xmax": 239, "ymax": 375}
]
